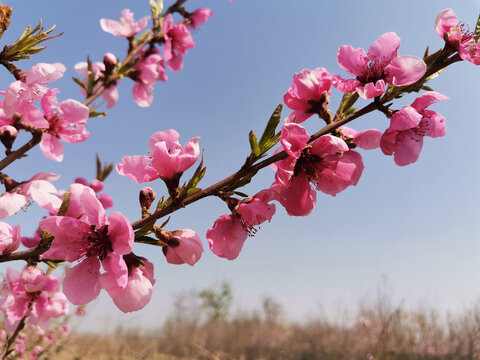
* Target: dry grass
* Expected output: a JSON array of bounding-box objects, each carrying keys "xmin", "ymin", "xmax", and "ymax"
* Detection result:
[{"xmin": 51, "ymin": 285, "xmax": 480, "ymax": 360}]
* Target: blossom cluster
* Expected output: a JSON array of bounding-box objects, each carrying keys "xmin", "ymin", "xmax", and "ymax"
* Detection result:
[{"xmin": 0, "ymin": 5, "xmax": 476, "ymax": 352}]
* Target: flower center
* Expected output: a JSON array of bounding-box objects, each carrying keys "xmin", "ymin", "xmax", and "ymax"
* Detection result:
[{"xmin": 81, "ymin": 225, "xmax": 112, "ymax": 261}]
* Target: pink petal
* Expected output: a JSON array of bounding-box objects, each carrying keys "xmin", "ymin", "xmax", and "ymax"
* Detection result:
[
  {"xmin": 63, "ymin": 258, "xmax": 102, "ymax": 305},
  {"xmin": 280, "ymin": 123, "xmax": 309, "ymax": 159},
  {"xmin": 385, "ymin": 56, "xmax": 426, "ymax": 86},
  {"xmin": 39, "ymin": 216, "xmax": 90, "ymax": 262},
  {"xmin": 100, "ymin": 252, "xmax": 128, "ymax": 298},
  {"xmin": 112, "ymin": 267, "xmax": 153, "ymax": 313},
  {"xmin": 26, "ymin": 63, "xmax": 66, "ymax": 85},
  {"xmin": 332, "ymin": 75, "xmax": 361, "ymax": 93},
  {"xmin": 367, "ymin": 32, "xmax": 400, "ymax": 66},
  {"xmin": 337, "ymin": 45, "xmax": 368, "ymax": 76},
  {"xmin": 284, "ymin": 111, "xmax": 311, "ymax": 124},
  {"xmin": 0, "ymin": 193, "xmax": 27, "ymax": 219},
  {"xmin": 98, "ymin": 193, "xmax": 114, "ymax": 209},
  {"xmin": 40, "ymin": 134, "xmax": 64, "ymax": 162},
  {"xmin": 352, "ymin": 129, "xmax": 382, "ymax": 150},
  {"xmin": 206, "ymin": 214, "xmax": 247, "ymax": 260},
  {"xmin": 282, "ymin": 174, "xmax": 317, "ymax": 216},
  {"xmin": 435, "ymin": 9, "xmax": 458, "ymax": 38},
  {"xmin": 389, "ymin": 106, "xmax": 422, "ymax": 131},
  {"xmin": 422, "ymin": 110, "xmax": 446, "ymax": 138},
  {"xmin": 107, "ymin": 211, "xmax": 134, "ymax": 255},
  {"xmin": 132, "ymin": 82, "xmax": 153, "ymax": 107},
  {"xmin": 59, "ymin": 99, "xmax": 89, "ymax": 124},
  {"xmin": 116, "ymin": 155, "xmax": 158, "ymax": 183},
  {"xmin": 103, "ymin": 86, "xmax": 119, "ymax": 109},
  {"xmin": 411, "ymin": 91, "xmax": 449, "ymax": 112},
  {"xmin": 356, "ymin": 80, "xmax": 386, "ymax": 99},
  {"xmin": 393, "ymin": 130, "xmax": 424, "ymax": 166},
  {"xmin": 66, "ymin": 184, "xmax": 106, "ymax": 228}
]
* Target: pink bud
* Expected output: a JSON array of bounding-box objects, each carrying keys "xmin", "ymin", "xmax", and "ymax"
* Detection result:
[
  {"xmin": 104, "ymin": 52, "xmax": 117, "ymax": 65},
  {"xmin": 163, "ymin": 229, "xmax": 203, "ymax": 266},
  {"xmin": 139, "ymin": 187, "xmax": 156, "ymax": 209},
  {"xmin": 0, "ymin": 222, "xmax": 20, "ymax": 255},
  {"xmin": 0, "ymin": 125, "xmax": 17, "ymax": 149}
]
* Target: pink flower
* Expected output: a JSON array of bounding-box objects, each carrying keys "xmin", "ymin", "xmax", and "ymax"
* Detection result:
[
  {"xmin": 207, "ymin": 190, "xmax": 276, "ymax": 260},
  {"xmin": 112, "ymin": 255, "xmax": 155, "ymax": 313},
  {"xmin": 283, "ymin": 68, "xmax": 332, "ymax": 124},
  {"xmin": 333, "ymin": 32, "xmax": 426, "ymax": 99},
  {"xmin": 0, "ymin": 266, "xmax": 65, "ymax": 332},
  {"xmin": 117, "ymin": 129, "xmax": 200, "ymax": 183},
  {"xmin": 39, "ymin": 89, "xmax": 90, "ymax": 162},
  {"xmin": 380, "ymin": 91, "xmax": 448, "ymax": 166},
  {"xmin": 162, "ymin": 229, "xmax": 203, "ymax": 266},
  {"xmin": 435, "ymin": 9, "xmax": 480, "ymax": 65},
  {"xmin": 0, "ymin": 173, "xmax": 62, "ymax": 219},
  {"xmin": 74, "ymin": 60, "xmax": 119, "ymax": 108},
  {"xmin": 163, "ymin": 14, "xmax": 195, "ymax": 72},
  {"xmin": 189, "ymin": 8, "xmax": 213, "ymax": 29},
  {"xmin": 339, "ymin": 126, "xmax": 382, "ymax": 150},
  {"xmin": 272, "ymin": 124, "xmax": 364, "ymax": 216},
  {"xmin": 74, "ymin": 177, "xmax": 113, "ymax": 209},
  {"xmin": 100, "ymin": 9, "xmax": 150, "ymax": 37},
  {"xmin": 39, "ymin": 183, "xmax": 134, "ymax": 306},
  {"xmin": 132, "ymin": 52, "xmax": 168, "ymax": 107},
  {"xmin": 0, "ymin": 222, "xmax": 20, "ymax": 254},
  {"xmin": 3, "ymin": 63, "xmax": 66, "ymax": 120}
]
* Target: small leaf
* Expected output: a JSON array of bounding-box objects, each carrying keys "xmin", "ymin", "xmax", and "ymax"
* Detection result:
[
  {"xmin": 474, "ymin": 13, "xmax": 480, "ymax": 41},
  {"xmin": 72, "ymin": 77, "xmax": 86, "ymax": 89},
  {"xmin": 259, "ymin": 104, "xmax": 282, "ymax": 150},
  {"xmin": 340, "ymin": 92, "xmax": 359, "ymax": 114},
  {"xmin": 425, "ymin": 67, "xmax": 446, "ymax": 82},
  {"xmin": 44, "ymin": 259, "xmax": 65, "ymax": 269},
  {"xmin": 56, "ymin": 189, "xmax": 71, "ymax": 216},
  {"xmin": 423, "ymin": 46, "xmax": 429, "ymax": 59},
  {"xmin": 159, "ymin": 216, "xmax": 171, "ymax": 229},
  {"xmin": 89, "ymin": 111, "xmax": 107, "ymax": 118},
  {"xmin": 422, "ymin": 85, "xmax": 434, "ymax": 91},
  {"xmin": 186, "ymin": 187, "xmax": 202, "ymax": 197},
  {"xmin": 135, "ymin": 235, "xmax": 165, "ymax": 246},
  {"xmin": 233, "ymin": 191, "xmax": 249, "ymax": 197},
  {"xmin": 249, "ymin": 130, "xmax": 261, "ymax": 157}
]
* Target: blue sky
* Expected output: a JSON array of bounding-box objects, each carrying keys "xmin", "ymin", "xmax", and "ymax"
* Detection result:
[{"xmin": 0, "ymin": 1, "xmax": 479, "ymax": 331}]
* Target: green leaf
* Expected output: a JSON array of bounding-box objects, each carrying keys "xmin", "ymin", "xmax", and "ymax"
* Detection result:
[
  {"xmin": 340, "ymin": 92, "xmax": 359, "ymax": 114},
  {"xmin": 259, "ymin": 104, "xmax": 282, "ymax": 150},
  {"xmin": 422, "ymin": 85, "xmax": 434, "ymax": 92},
  {"xmin": 72, "ymin": 77, "xmax": 86, "ymax": 90},
  {"xmin": 249, "ymin": 131, "xmax": 261, "ymax": 157},
  {"xmin": 425, "ymin": 67, "xmax": 446, "ymax": 82},
  {"xmin": 89, "ymin": 111, "xmax": 107, "ymax": 118},
  {"xmin": 233, "ymin": 191, "xmax": 249, "ymax": 197},
  {"xmin": 135, "ymin": 235, "xmax": 164, "ymax": 246},
  {"xmin": 159, "ymin": 216, "xmax": 171, "ymax": 229},
  {"xmin": 474, "ymin": 13, "xmax": 480, "ymax": 41},
  {"xmin": 44, "ymin": 259, "xmax": 65, "ymax": 269},
  {"xmin": 186, "ymin": 187, "xmax": 202, "ymax": 197},
  {"xmin": 56, "ymin": 189, "xmax": 71, "ymax": 216}
]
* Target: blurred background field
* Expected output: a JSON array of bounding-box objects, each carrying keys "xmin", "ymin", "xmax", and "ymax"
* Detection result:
[{"xmin": 50, "ymin": 282, "xmax": 480, "ymax": 360}]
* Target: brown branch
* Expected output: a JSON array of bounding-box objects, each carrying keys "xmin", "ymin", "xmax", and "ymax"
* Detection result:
[
  {"xmin": 0, "ymin": 130, "xmax": 42, "ymax": 171},
  {"xmin": 2, "ymin": 300, "xmax": 32, "ymax": 359}
]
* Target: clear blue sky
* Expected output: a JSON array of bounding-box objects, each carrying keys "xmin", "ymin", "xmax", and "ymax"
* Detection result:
[{"xmin": 1, "ymin": 1, "xmax": 479, "ymax": 331}]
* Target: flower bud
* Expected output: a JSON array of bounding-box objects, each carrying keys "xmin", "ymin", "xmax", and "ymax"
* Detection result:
[
  {"xmin": 103, "ymin": 52, "xmax": 117, "ymax": 77},
  {"xmin": 139, "ymin": 187, "xmax": 156, "ymax": 210},
  {"xmin": 0, "ymin": 125, "xmax": 17, "ymax": 150},
  {"xmin": 0, "ymin": 222, "xmax": 20, "ymax": 255}
]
